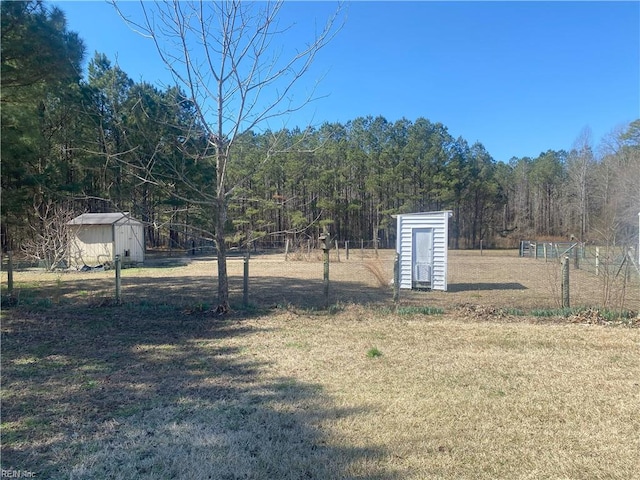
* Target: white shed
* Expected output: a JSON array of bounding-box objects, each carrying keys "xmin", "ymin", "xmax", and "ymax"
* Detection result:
[
  {"xmin": 67, "ymin": 213, "xmax": 145, "ymax": 266},
  {"xmin": 395, "ymin": 211, "xmax": 452, "ymax": 291}
]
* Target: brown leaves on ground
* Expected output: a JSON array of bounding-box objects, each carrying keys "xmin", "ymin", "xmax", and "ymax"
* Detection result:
[
  {"xmin": 453, "ymin": 303, "xmax": 640, "ymax": 327},
  {"xmin": 568, "ymin": 307, "xmax": 640, "ymax": 327},
  {"xmin": 454, "ymin": 303, "xmax": 512, "ymax": 321}
]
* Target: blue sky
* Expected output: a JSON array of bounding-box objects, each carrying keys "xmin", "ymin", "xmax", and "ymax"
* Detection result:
[{"xmin": 55, "ymin": 1, "xmax": 639, "ymax": 162}]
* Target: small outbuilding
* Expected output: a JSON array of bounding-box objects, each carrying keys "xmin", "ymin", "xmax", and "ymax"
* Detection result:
[
  {"xmin": 67, "ymin": 213, "xmax": 145, "ymax": 267},
  {"xmin": 395, "ymin": 211, "xmax": 452, "ymax": 291}
]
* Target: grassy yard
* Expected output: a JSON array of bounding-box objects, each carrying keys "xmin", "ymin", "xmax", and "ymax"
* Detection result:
[{"xmin": 1, "ymin": 251, "xmax": 639, "ymax": 478}]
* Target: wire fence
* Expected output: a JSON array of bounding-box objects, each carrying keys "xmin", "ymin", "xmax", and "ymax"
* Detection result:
[
  {"xmin": 3, "ymin": 248, "xmax": 639, "ymax": 316},
  {"xmin": 519, "ymin": 241, "xmax": 640, "ymax": 280},
  {"xmin": 518, "ymin": 241, "xmax": 640, "ymax": 313}
]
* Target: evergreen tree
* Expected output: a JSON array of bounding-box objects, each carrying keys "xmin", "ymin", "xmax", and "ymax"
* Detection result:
[{"xmin": 1, "ymin": 0, "xmax": 85, "ymax": 251}]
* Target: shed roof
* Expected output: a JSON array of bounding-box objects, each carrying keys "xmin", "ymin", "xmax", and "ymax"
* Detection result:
[
  {"xmin": 67, "ymin": 213, "xmax": 142, "ymax": 226},
  {"xmin": 392, "ymin": 210, "xmax": 452, "ymax": 219}
]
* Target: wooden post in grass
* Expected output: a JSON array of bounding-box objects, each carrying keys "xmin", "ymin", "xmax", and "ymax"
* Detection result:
[
  {"xmin": 393, "ymin": 253, "xmax": 400, "ymax": 303},
  {"xmin": 345, "ymin": 240, "xmax": 349, "ymax": 260},
  {"xmin": 284, "ymin": 238, "xmax": 290, "ymax": 261},
  {"xmin": 574, "ymin": 244, "xmax": 579, "ymax": 269},
  {"xmin": 6, "ymin": 251, "xmax": 14, "ymax": 296},
  {"xmin": 324, "ymin": 251, "xmax": 329, "ymax": 307},
  {"xmin": 320, "ymin": 231, "xmax": 331, "ymax": 308},
  {"xmin": 115, "ymin": 254, "xmax": 122, "ymax": 303},
  {"xmin": 561, "ymin": 256, "xmax": 570, "ymax": 308},
  {"xmin": 595, "ymin": 247, "xmax": 600, "ymax": 276},
  {"xmin": 243, "ymin": 252, "xmax": 249, "ymax": 307}
]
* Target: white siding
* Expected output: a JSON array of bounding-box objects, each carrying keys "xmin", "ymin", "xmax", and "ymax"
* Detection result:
[
  {"xmin": 396, "ymin": 211, "xmax": 451, "ymax": 291},
  {"xmin": 69, "ymin": 225, "xmax": 113, "ymax": 266},
  {"xmin": 114, "ymin": 219, "xmax": 145, "ymax": 263}
]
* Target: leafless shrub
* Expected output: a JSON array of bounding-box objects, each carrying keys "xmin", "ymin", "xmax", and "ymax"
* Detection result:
[{"xmin": 20, "ymin": 201, "xmax": 76, "ymax": 270}]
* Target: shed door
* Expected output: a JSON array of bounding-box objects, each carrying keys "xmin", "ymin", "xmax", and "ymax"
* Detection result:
[{"xmin": 412, "ymin": 228, "xmax": 434, "ymax": 287}]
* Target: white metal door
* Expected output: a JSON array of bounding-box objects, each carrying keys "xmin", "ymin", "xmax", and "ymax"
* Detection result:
[{"xmin": 412, "ymin": 228, "xmax": 433, "ymax": 287}]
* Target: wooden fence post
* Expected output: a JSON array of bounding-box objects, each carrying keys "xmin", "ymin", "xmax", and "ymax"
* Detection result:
[
  {"xmin": 595, "ymin": 247, "xmax": 599, "ymax": 276},
  {"xmin": 6, "ymin": 251, "xmax": 14, "ymax": 296},
  {"xmin": 243, "ymin": 252, "xmax": 249, "ymax": 307},
  {"xmin": 318, "ymin": 231, "xmax": 331, "ymax": 308},
  {"xmin": 115, "ymin": 254, "xmax": 122, "ymax": 303},
  {"xmin": 574, "ymin": 244, "xmax": 579, "ymax": 269},
  {"xmin": 393, "ymin": 253, "xmax": 400, "ymax": 303},
  {"xmin": 284, "ymin": 238, "xmax": 290, "ymax": 261},
  {"xmin": 561, "ymin": 256, "xmax": 570, "ymax": 309},
  {"xmin": 345, "ymin": 240, "xmax": 349, "ymax": 260},
  {"xmin": 324, "ymin": 249, "xmax": 329, "ymax": 307}
]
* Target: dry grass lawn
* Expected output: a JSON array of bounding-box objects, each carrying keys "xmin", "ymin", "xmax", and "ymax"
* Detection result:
[{"xmin": 1, "ymin": 250, "xmax": 639, "ymax": 478}]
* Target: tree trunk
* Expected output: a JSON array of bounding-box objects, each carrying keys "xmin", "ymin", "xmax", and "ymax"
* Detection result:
[
  {"xmin": 215, "ymin": 143, "xmax": 230, "ymax": 313},
  {"xmin": 215, "ymin": 193, "xmax": 229, "ymax": 313}
]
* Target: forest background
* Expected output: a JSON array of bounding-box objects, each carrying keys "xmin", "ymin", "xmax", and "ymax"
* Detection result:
[{"xmin": 2, "ymin": 1, "xmax": 639, "ymax": 262}]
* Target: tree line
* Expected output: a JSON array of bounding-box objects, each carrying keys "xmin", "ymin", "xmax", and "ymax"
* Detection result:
[{"xmin": 3, "ymin": 1, "xmax": 639, "ymax": 261}]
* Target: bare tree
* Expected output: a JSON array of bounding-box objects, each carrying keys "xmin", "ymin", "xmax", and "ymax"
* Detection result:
[
  {"xmin": 21, "ymin": 201, "xmax": 76, "ymax": 270},
  {"xmin": 594, "ymin": 121, "xmax": 640, "ymax": 246},
  {"xmin": 615, "ymin": 121, "xmax": 640, "ymax": 231},
  {"xmin": 113, "ymin": 1, "xmax": 342, "ymax": 312},
  {"xmin": 567, "ymin": 127, "xmax": 596, "ymax": 241}
]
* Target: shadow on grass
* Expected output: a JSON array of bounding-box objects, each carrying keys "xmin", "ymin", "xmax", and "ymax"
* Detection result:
[
  {"xmin": 6, "ymin": 272, "xmax": 393, "ymax": 311},
  {"xmin": 447, "ymin": 282, "xmax": 527, "ymax": 293},
  {"xmin": 1, "ymin": 299, "xmax": 396, "ymax": 479}
]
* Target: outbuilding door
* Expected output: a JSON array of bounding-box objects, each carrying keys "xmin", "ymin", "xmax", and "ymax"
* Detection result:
[{"xmin": 412, "ymin": 228, "xmax": 434, "ymax": 289}]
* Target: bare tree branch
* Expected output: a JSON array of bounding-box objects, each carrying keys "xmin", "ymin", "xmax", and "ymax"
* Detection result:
[{"xmin": 111, "ymin": 0, "xmax": 343, "ymax": 311}]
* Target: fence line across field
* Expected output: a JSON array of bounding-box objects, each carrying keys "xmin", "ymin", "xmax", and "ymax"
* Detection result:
[
  {"xmin": 3, "ymin": 248, "xmax": 639, "ymax": 314},
  {"xmin": 218, "ymin": 249, "xmax": 640, "ymax": 313},
  {"xmin": 519, "ymin": 240, "xmax": 639, "ymax": 313},
  {"xmin": 520, "ymin": 240, "xmax": 640, "ymax": 276},
  {"xmin": 283, "ymin": 238, "xmax": 383, "ymax": 262}
]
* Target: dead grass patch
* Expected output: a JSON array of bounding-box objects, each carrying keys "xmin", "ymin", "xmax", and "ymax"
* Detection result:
[
  {"xmin": 2, "ymin": 250, "xmax": 639, "ymax": 477},
  {"xmin": 363, "ymin": 259, "xmax": 391, "ymax": 288},
  {"xmin": 2, "ymin": 302, "xmax": 639, "ymax": 478}
]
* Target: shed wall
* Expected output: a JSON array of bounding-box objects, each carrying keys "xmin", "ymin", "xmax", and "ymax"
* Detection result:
[
  {"xmin": 114, "ymin": 219, "xmax": 145, "ymax": 263},
  {"xmin": 69, "ymin": 225, "xmax": 113, "ymax": 266},
  {"xmin": 396, "ymin": 211, "xmax": 450, "ymax": 291}
]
